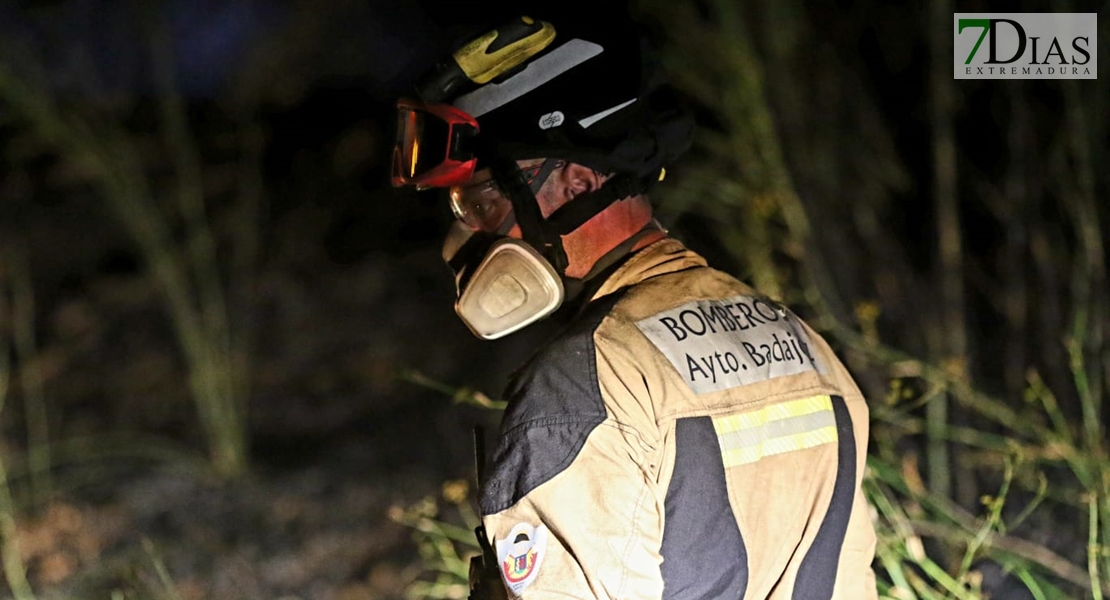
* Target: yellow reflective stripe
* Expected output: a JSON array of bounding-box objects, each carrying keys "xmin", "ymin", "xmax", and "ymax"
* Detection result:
[
  {"xmin": 720, "ymin": 426, "xmax": 839, "ymax": 466},
  {"xmin": 713, "ymin": 395, "xmax": 832, "ymax": 433},
  {"xmin": 712, "ymin": 395, "xmax": 837, "ymax": 467}
]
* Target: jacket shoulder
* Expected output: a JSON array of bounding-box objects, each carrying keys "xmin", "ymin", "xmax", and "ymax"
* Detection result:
[{"xmin": 480, "ymin": 291, "xmax": 626, "ymax": 514}]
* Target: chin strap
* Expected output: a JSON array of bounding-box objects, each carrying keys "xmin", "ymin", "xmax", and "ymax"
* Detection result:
[
  {"xmin": 486, "ymin": 154, "xmax": 659, "ymax": 291},
  {"xmin": 545, "ymin": 172, "xmax": 646, "ymax": 235},
  {"xmin": 488, "ymin": 157, "xmax": 653, "ymax": 269}
]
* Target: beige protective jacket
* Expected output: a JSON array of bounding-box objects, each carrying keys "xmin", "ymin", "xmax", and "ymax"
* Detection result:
[{"xmin": 479, "ymin": 238, "xmax": 878, "ymax": 600}]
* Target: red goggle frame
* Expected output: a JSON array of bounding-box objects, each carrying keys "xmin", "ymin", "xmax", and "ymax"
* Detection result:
[{"xmin": 391, "ymin": 99, "xmax": 480, "ymax": 189}]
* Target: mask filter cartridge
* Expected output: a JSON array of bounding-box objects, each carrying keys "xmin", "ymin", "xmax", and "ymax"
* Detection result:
[{"xmin": 453, "ymin": 238, "xmax": 564, "ymax": 339}]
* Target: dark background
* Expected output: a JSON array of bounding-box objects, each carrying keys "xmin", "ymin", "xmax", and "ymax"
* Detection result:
[{"xmin": 0, "ymin": 1, "xmax": 1106, "ymax": 599}]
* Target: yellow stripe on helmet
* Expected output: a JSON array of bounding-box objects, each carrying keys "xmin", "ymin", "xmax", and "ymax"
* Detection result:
[{"xmin": 453, "ymin": 18, "xmax": 557, "ymax": 85}]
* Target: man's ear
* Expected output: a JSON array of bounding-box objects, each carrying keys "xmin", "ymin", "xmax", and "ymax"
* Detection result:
[{"xmin": 561, "ymin": 162, "xmax": 607, "ymax": 199}]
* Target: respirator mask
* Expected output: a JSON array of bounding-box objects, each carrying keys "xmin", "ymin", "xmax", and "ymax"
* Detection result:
[
  {"xmin": 441, "ymin": 221, "xmax": 564, "ymax": 340},
  {"xmin": 436, "ymin": 159, "xmax": 568, "ymax": 340}
]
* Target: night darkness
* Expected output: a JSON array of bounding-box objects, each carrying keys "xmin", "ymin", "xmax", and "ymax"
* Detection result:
[{"xmin": 0, "ymin": 1, "xmax": 1107, "ymax": 599}]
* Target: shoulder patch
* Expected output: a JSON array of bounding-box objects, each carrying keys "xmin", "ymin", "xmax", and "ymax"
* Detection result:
[
  {"xmin": 496, "ymin": 522, "xmax": 549, "ymax": 595},
  {"xmin": 635, "ymin": 295, "xmax": 826, "ymax": 394}
]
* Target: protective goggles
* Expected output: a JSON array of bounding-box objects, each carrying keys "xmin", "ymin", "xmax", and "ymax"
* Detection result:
[
  {"xmin": 391, "ymin": 99, "xmax": 480, "ymax": 189},
  {"xmin": 448, "ymin": 160, "xmax": 562, "ymax": 232}
]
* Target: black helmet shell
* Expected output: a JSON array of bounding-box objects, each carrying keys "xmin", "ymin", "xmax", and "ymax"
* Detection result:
[{"xmin": 426, "ymin": 15, "xmax": 693, "ymax": 182}]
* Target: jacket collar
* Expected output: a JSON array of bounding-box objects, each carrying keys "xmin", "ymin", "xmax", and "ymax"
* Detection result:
[{"xmin": 592, "ymin": 237, "xmax": 707, "ymax": 301}]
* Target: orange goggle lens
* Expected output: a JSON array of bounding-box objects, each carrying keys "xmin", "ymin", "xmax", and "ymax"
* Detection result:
[{"xmin": 391, "ymin": 100, "xmax": 479, "ymax": 189}]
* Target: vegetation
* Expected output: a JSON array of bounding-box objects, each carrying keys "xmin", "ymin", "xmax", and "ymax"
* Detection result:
[{"xmin": 0, "ymin": 19, "xmax": 258, "ymax": 479}]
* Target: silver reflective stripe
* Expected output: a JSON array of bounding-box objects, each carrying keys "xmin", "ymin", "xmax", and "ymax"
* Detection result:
[
  {"xmin": 712, "ymin": 395, "xmax": 837, "ymax": 467},
  {"xmin": 716, "ymin": 410, "xmax": 836, "ymax": 451},
  {"xmin": 578, "ymin": 98, "xmax": 637, "ymax": 128},
  {"xmin": 453, "ymin": 39, "xmax": 604, "ymax": 118}
]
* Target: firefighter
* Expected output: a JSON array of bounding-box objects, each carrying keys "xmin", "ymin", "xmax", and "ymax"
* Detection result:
[{"xmin": 391, "ymin": 12, "xmax": 878, "ymax": 600}]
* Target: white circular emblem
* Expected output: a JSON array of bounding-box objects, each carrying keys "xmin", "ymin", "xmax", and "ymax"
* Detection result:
[{"xmin": 538, "ymin": 111, "xmax": 565, "ymax": 130}]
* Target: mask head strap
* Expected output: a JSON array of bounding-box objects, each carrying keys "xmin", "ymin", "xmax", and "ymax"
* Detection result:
[
  {"xmin": 444, "ymin": 230, "xmax": 499, "ymax": 288},
  {"xmin": 487, "ymin": 156, "xmax": 570, "ymax": 274}
]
